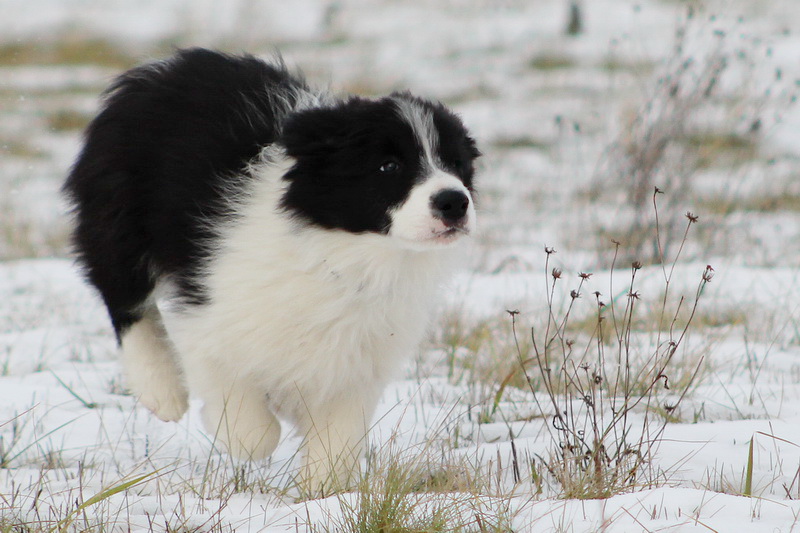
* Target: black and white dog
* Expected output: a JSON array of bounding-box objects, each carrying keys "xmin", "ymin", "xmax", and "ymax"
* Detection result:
[{"xmin": 64, "ymin": 48, "xmax": 478, "ymax": 491}]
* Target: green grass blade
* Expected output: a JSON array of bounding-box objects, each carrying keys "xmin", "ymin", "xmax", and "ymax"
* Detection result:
[
  {"xmin": 50, "ymin": 371, "xmax": 97, "ymax": 409},
  {"xmin": 53, "ymin": 470, "xmax": 160, "ymax": 533},
  {"xmin": 744, "ymin": 437, "xmax": 754, "ymax": 497},
  {"xmin": 1, "ymin": 415, "xmax": 82, "ymax": 468}
]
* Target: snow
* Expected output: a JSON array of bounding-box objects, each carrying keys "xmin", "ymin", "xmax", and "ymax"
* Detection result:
[{"xmin": 3, "ymin": 0, "xmax": 800, "ymax": 531}]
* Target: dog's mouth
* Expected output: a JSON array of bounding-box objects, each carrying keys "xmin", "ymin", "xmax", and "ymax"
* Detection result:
[{"xmin": 430, "ymin": 226, "xmax": 470, "ymax": 241}]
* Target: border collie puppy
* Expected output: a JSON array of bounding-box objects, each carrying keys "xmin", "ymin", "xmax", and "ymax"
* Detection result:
[{"xmin": 63, "ymin": 48, "xmax": 479, "ymax": 492}]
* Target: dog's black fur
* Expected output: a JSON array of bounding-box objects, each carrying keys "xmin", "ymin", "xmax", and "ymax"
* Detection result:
[{"xmin": 64, "ymin": 48, "xmax": 478, "ymax": 342}]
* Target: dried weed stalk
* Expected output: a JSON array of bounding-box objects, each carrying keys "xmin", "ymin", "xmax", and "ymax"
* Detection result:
[{"xmin": 502, "ymin": 192, "xmax": 711, "ymax": 498}]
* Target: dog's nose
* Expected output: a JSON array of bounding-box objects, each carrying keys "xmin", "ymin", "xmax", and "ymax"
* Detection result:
[{"xmin": 431, "ymin": 189, "xmax": 469, "ymax": 225}]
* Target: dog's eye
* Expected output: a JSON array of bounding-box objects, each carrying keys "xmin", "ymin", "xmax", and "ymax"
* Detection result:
[{"xmin": 379, "ymin": 159, "xmax": 400, "ymax": 173}]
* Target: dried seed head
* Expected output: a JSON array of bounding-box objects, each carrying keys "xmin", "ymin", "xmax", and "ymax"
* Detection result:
[
  {"xmin": 579, "ymin": 272, "xmax": 592, "ymax": 280},
  {"xmin": 632, "ymin": 261, "xmax": 643, "ymax": 270},
  {"xmin": 545, "ymin": 246, "xmax": 556, "ymax": 255},
  {"xmin": 594, "ymin": 291, "xmax": 605, "ymax": 307},
  {"xmin": 552, "ymin": 268, "xmax": 563, "ymax": 279},
  {"xmin": 654, "ymin": 186, "xmax": 664, "ymax": 194},
  {"xmin": 570, "ymin": 289, "xmax": 581, "ymax": 299},
  {"xmin": 628, "ymin": 291, "xmax": 641, "ymax": 300},
  {"xmin": 702, "ymin": 264, "xmax": 715, "ymax": 282},
  {"xmin": 686, "ymin": 212, "xmax": 699, "ymax": 223}
]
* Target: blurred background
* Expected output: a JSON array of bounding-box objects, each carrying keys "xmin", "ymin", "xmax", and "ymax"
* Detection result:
[{"xmin": 2, "ymin": 0, "xmax": 799, "ymax": 271}]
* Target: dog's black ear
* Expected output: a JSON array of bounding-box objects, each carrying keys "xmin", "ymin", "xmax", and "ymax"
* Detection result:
[
  {"xmin": 280, "ymin": 107, "xmax": 344, "ymax": 159},
  {"xmin": 281, "ymin": 98, "xmax": 379, "ymax": 159}
]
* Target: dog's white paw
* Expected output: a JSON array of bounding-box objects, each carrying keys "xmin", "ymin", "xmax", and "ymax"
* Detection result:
[{"xmin": 136, "ymin": 381, "xmax": 189, "ymax": 422}]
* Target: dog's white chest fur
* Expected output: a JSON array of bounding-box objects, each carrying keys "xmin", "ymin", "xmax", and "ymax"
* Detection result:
[{"xmin": 163, "ymin": 155, "xmax": 458, "ymax": 465}]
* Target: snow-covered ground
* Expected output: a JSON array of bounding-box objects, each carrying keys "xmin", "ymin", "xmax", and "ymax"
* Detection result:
[{"xmin": 3, "ymin": 0, "xmax": 800, "ymax": 531}]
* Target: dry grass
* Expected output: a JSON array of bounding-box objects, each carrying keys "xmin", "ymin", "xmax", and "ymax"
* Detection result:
[
  {"xmin": 46, "ymin": 109, "xmax": 91, "ymax": 133},
  {"xmin": 0, "ymin": 140, "xmax": 48, "ymax": 160},
  {"xmin": 697, "ymin": 190, "xmax": 800, "ymax": 215},
  {"xmin": 0, "ymin": 209, "xmax": 71, "ymax": 260},
  {"xmin": 0, "ymin": 38, "xmax": 137, "ymax": 68},
  {"xmin": 528, "ymin": 53, "xmax": 576, "ymax": 71},
  {"xmin": 316, "ymin": 446, "xmax": 514, "ymax": 533},
  {"xmin": 683, "ymin": 131, "xmax": 759, "ymax": 170}
]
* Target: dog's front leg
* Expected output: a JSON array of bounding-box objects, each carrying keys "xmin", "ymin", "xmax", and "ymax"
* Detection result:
[
  {"xmin": 191, "ymin": 368, "xmax": 282, "ymax": 461},
  {"xmin": 297, "ymin": 393, "xmax": 377, "ymax": 496}
]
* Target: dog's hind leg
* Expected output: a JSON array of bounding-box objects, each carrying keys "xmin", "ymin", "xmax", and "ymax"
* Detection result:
[
  {"xmin": 120, "ymin": 304, "xmax": 189, "ymax": 422},
  {"xmin": 76, "ymin": 252, "xmax": 190, "ymax": 422},
  {"xmin": 66, "ymin": 165, "xmax": 190, "ymax": 421}
]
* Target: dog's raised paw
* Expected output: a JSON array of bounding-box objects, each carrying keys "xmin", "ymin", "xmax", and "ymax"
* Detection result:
[{"xmin": 138, "ymin": 385, "xmax": 189, "ymax": 422}]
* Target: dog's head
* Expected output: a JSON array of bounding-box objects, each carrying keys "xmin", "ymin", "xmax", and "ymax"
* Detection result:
[{"xmin": 279, "ymin": 92, "xmax": 479, "ymax": 250}]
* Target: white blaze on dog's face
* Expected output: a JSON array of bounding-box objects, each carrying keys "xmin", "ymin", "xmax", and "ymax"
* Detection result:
[
  {"xmin": 389, "ymin": 171, "xmax": 476, "ymax": 248},
  {"xmin": 387, "ymin": 96, "xmax": 478, "ymax": 249}
]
